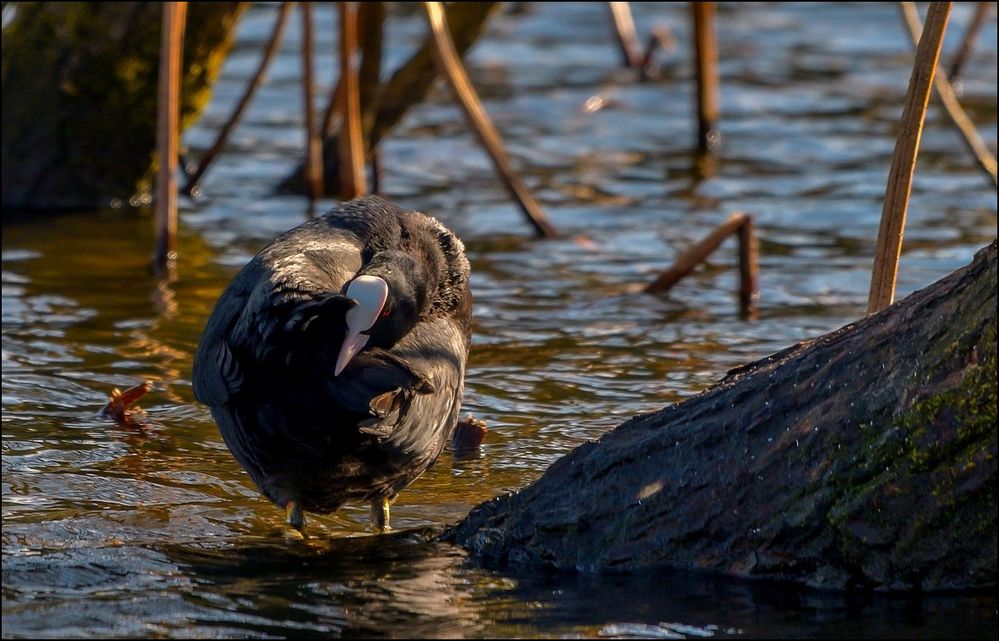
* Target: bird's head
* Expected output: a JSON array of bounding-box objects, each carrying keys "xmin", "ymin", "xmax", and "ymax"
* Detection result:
[{"xmin": 335, "ymin": 251, "xmax": 433, "ymax": 375}]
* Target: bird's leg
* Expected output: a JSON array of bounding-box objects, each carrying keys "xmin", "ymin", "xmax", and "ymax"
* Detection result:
[
  {"xmin": 370, "ymin": 496, "xmax": 391, "ymax": 532},
  {"xmin": 285, "ymin": 500, "xmax": 305, "ymax": 533}
]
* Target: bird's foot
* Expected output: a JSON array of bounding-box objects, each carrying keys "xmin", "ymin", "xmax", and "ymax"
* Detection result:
[
  {"xmin": 370, "ymin": 496, "xmax": 391, "ymax": 533},
  {"xmin": 286, "ymin": 500, "xmax": 306, "ymax": 535}
]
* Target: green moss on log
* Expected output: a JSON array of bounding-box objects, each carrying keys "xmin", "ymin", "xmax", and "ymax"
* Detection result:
[
  {"xmin": 2, "ymin": 2, "xmax": 247, "ymax": 211},
  {"xmin": 445, "ymin": 242, "xmax": 997, "ymax": 591},
  {"xmin": 827, "ymin": 317, "xmax": 996, "ymax": 588}
]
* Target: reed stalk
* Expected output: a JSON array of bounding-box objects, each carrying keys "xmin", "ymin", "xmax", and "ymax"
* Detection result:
[
  {"xmin": 948, "ymin": 2, "xmax": 990, "ymax": 83},
  {"xmin": 691, "ymin": 2, "xmax": 719, "ymax": 152},
  {"xmin": 423, "ymin": 1, "xmax": 558, "ymax": 238},
  {"xmin": 154, "ymin": 1, "xmax": 187, "ymax": 276},
  {"xmin": 608, "ymin": 2, "xmax": 643, "ymax": 68},
  {"xmin": 867, "ymin": 2, "xmax": 952, "ymax": 314},
  {"xmin": 301, "ymin": 2, "xmax": 323, "ymax": 200},
  {"xmin": 899, "ymin": 2, "xmax": 996, "ymax": 187},
  {"xmin": 338, "ymin": 1, "xmax": 367, "ymax": 199},
  {"xmin": 738, "ymin": 214, "xmax": 759, "ymax": 319}
]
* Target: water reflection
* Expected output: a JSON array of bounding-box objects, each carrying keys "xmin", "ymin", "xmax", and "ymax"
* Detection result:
[
  {"xmin": 3, "ymin": 2, "xmax": 997, "ymax": 638},
  {"xmin": 7, "ymin": 532, "xmax": 996, "ymax": 638}
]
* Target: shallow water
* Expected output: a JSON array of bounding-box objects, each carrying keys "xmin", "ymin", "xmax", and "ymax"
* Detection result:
[{"xmin": 3, "ymin": 2, "xmax": 997, "ymax": 638}]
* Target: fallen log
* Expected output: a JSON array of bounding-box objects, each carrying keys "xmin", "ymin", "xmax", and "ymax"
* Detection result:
[{"xmin": 445, "ymin": 241, "xmax": 997, "ymax": 591}]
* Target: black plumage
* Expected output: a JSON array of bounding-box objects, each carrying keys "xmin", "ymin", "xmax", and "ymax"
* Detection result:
[{"xmin": 192, "ymin": 196, "xmax": 472, "ymax": 530}]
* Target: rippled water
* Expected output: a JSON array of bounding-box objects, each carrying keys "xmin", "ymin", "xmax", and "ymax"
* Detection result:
[{"xmin": 3, "ymin": 2, "xmax": 997, "ymax": 638}]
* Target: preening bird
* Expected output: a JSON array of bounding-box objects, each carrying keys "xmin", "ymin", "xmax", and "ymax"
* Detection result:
[{"xmin": 192, "ymin": 196, "xmax": 472, "ymax": 532}]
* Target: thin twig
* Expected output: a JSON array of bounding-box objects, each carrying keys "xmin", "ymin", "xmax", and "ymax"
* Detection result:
[
  {"xmin": 608, "ymin": 2, "xmax": 643, "ymax": 68},
  {"xmin": 301, "ymin": 2, "xmax": 323, "ymax": 200},
  {"xmin": 423, "ymin": 1, "xmax": 558, "ymax": 238},
  {"xmin": 691, "ymin": 2, "xmax": 719, "ymax": 153},
  {"xmin": 153, "ymin": 1, "xmax": 187, "ymax": 276},
  {"xmin": 338, "ymin": 1, "xmax": 367, "ymax": 199},
  {"xmin": 645, "ymin": 213, "xmax": 759, "ymax": 318},
  {"xmin": 900, "ymin": 2, "xmax": 997, "ymax": 187},
  {"xmin": 868, "ymin": 2, "xmax": 952, "ymax": 314},
  {"xmin": 947, "ymin": 2, "xmax": 990, "ymax": 83},
  {"xmin": 184, "ymin": 2, "xmax": 292, "ymax": 197}
]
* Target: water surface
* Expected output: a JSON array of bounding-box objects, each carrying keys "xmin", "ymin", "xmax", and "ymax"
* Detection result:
[{"xmin": 3, "ymin": 2, "xmax": 997, "ymax": 638}]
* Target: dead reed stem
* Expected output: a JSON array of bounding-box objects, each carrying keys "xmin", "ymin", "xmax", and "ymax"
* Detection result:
[
  {"xmin": 423, "ymin": 1, "xmax": 558, "ymax": 238},
  {"xmin": 356, "ymin": 2, "xmax": 386, "ymax": 127},
  {"xmin": 645, "ymin": 213, "xmax": 758, "ymax": 318},
  {"xmin": 300, "ymin": 2, "xmax": 323, "ymax": 200},
  {"xmin": 867, "ymin": 1, "xmax": 952, "ymax": 314},
  {"xmin": 318, "ymin": 5, "xmax": 385, "ymax": 152},
  {"xmin": 608, "ymin": 2, "xmax": 643, "ymax": 68},
  {"xmin": 184, "ymin": 2, "xmax": 291, "ymax": 197},
  {"xmin": 948, "ymin": 2, "xmax": 990, "ymax": 83},
  {"xmin": 691, "ymin": 2, "xmax": 719, "ymax": 152},
  {"xmin": 338, "ymin": 2, "xmax": 367, "ymax": 199},
  {"xmin": 899, "ymin": 2, "xmax": 997, "ymax": 187},
  {"xmin": 738, "ymin": 215, "xmax": 759, "ymax": 319},
  {"xmin": 153, "ymin": 1, "xmax": 187, "ymax": 276}
]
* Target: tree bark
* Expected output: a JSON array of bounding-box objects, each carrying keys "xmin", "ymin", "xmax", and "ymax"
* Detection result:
[
  {"xmin": 2, "ymin": 2, "xmax": 246, "ymax": 211},
  {"xmin": 445, "ymin": 241, "xmax": 998, "ymax": 591}
]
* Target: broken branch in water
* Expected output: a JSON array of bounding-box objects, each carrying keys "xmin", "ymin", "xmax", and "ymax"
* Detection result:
[
  {"xmin": 101, "ymin": 380, "xmax": 153, "ymax": 424},
  {"xmin": 645, "ymin": 212, "xmax": 759, "ymax": 319}
]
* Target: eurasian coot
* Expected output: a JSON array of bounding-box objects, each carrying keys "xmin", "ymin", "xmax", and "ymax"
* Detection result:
[{"xmin": 192, "ymin": 196, "xmax": 472, "ymax": 532}]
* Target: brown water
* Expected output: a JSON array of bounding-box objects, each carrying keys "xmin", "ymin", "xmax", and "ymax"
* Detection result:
[{"xmin": 3, "ymin": 3, "xmax": 997, "ymax": 638}]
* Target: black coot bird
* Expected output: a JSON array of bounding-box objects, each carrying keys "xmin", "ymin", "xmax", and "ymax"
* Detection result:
[{"xmin": 193, "ymin": 196, "xmax": 472, "ymax": 532}]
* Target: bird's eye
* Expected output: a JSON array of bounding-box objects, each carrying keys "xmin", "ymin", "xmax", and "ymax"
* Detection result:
[{"xmin": 379, "ymin": 306, "xmax": 392, "ymax": 319}]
